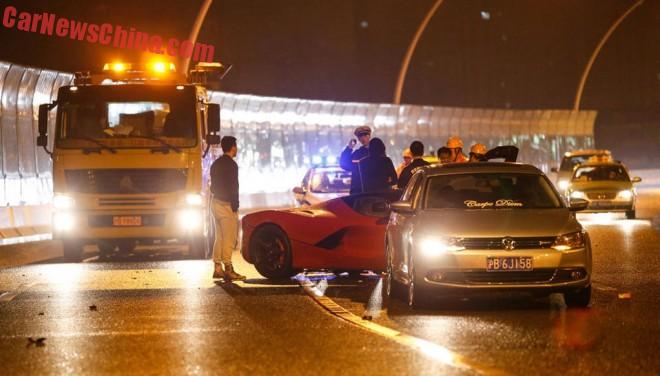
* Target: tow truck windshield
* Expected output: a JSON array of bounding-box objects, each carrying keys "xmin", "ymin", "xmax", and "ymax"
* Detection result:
[{"xmin": 56, "ymin": 85, "xmax": 197, "ymax": 149}]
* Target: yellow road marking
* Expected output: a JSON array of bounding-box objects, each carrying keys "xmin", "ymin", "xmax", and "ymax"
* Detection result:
[{"xmin": 299, "ymin": 278, "xmax": 508, "ymax": 376}]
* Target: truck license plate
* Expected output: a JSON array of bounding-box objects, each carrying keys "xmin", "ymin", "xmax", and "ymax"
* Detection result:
[
  {"xmin": 112, "ymin": 216, "xmax": 142, "ymax": 226},
  {"xmin": 486, "ymin": 257, "xmax": 533, "ymax": 272}
]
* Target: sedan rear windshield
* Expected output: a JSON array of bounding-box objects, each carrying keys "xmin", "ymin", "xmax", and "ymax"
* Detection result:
[{"xmin": 425, "ymin": 173, "xmax": 562, "ymax": 209}]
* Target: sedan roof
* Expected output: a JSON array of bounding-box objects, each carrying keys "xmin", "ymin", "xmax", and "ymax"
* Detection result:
[{"xmin": 421, "ymin": 162, "xmax": 544, "ymax": 176}]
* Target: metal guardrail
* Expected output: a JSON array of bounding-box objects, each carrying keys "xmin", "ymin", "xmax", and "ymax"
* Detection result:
[{"xmin": 0, "ymin": 60, "xmax": 596, "ymax": 205}]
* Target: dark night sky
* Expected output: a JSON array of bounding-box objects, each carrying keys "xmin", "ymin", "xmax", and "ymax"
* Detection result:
[{"xmin": 1, "ymin": 0, "xmax": 658, "ymax": 111}]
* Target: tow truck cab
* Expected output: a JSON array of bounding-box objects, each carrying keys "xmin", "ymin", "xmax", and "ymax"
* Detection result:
[{"xmin": 36, "ymin": 61, "xmax": 227, "ymax": 261}]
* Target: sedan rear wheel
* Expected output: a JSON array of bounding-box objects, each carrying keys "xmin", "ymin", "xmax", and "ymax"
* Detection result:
[{"xmin": 252, "ymin": 224, "xmax": 294, "ymax": 279}]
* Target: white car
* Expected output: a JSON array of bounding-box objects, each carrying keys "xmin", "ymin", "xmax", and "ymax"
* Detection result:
[{"xmin": 292, "ymin": 166, "xmax": 351, "ymax": 206}]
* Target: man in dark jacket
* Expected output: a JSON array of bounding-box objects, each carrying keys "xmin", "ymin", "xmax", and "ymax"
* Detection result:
[
  {"xmin": 210, "ymin": 136, "xmax": 246, "ymax": 281},
  {"xmin": 397, "ymin": 140, "xmax": 430, "ymax": 189},
  {"xmin": 339, "ymin": 126, "xmax": 371, "ymax": 194},
  {"xmin": 358, "ymin": 138, "xmax": 397, "ymax": 193}
]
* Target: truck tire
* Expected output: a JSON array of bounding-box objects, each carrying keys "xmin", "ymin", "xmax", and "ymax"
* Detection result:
[
  {"xmin": 62, "ymin": 240, "xmax": 84, "ymax": 262},
  {"xmin": 189, "ymin": 213, "xmax": 215, "ymax": 260},
  {"xmin": 189, "ymin": 236, "xmax": 211, "ymax": 259},
  {"xmin": 625, "ymin": 209, "xmax": 636, "ymax": 219}
]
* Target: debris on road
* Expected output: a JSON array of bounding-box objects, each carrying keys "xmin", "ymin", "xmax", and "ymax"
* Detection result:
[
  {"xmin": 618, "ymin": 292, "xmax": 632, "ymax": 300},
  {"xmin": 26, "ymin": 337, "xmax": 46, "ymax": 348}
]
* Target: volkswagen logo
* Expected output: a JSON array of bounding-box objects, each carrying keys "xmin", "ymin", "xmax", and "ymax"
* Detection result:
[{"xmin": 502, "ymin": 237, "xmax": 517, "ymax": 251}]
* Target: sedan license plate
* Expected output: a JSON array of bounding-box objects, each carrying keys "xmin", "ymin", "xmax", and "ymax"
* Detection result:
[
  {"xmin": 112, "ymin": 216, "xmax": 142, "ymax": 226},
  {"xmin": 487, "ymin": 257, "xmax": 533, "ymax": 272}
]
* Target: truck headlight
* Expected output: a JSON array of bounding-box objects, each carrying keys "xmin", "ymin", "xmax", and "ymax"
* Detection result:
[
  {"xmin": 53, "ymin": 212, "xmax": 75, "ymax": 231},
  {"xmin": 552, "ymin": 231, "xmax": 585, "ymax": 251},
  {"xmin": 419, "ymin": 237, "xmax": 465, "ymax": 256},
  {"xmin": 178, "ymin": 209, "xmax": 202, "ymax": 230},
  {"xmin": 558, "ymin": 180, "xmax": 569, "ymax": 190},
  {"xmin": 569, "ymin": 191, "xmax": 585, "ymax": 200},
  {"xmin": 617, "ymin": 190, "xmax": 633, "ymax": 200},
  {"xmin": 53, "ymin": 194, "xmax": 75, "ymax": 210},
  {"xmin": 185, "ymin": 194, "xmax": 203, "ymax": 206}
]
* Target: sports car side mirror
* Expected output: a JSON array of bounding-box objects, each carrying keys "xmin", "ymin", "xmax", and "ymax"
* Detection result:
[
  {"xmin": 569, "ymin": 198, "xmax": 589, "ymax": 212},
  {"xmin": 632, "ymin": 176, "xmax": 642, "ymax": 183},
  {"xmin": 390, "ymin": 201, "xmax": 414, "ymax": 214},
  {"xmin": 292, "ymin": 187, "xmax": 305, "ymax": 195}
]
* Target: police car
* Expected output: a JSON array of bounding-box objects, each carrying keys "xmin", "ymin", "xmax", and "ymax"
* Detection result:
[{"xmin": 292, "ymin": 166, "xmax": 351, "ymax": 206}]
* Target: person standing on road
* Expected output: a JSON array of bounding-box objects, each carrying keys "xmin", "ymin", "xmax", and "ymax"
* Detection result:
[
  {"xmin": 210, "ymin": 136, "xmax": 246, "ymax": 281},
  {"xmin": 396, "ymin": 148, "xmax": 413, "ymax": 177},
  {"xmin": 437, "ymin": 146, "xmax": 452, "ymax": 164},
  {"xmin": 358, "ymin": 138, "xmax": 398, "ymax": 193},
  {"xmin": 469, "ymin": 143, "xmax": 488, "ymax": 162},
  {"xmin": 397, "ymin": 141, "xmax": 430, "ymax": 189},
  {"xmin": 340, "ymin": 126, "xmax": 372, "ymax": 194}
]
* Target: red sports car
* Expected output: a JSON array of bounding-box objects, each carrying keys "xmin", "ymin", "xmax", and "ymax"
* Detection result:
[{"xmin": 241, "ymin": 192, "xmax": 400, "ymax": 279}]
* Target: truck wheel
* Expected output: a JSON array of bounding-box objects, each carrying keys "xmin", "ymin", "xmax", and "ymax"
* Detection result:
[
  {"xmin": 97, "ymin": 241, "xmax": 116, "ymax": 257},
  {"xmin": 251, "ymin": 224, "xmax": 294, "ymax": 279},
  {"xmin": 625, "ymin": 209, "xmax": 636, "ymax": 219},
  {"xmin": 190, "ymin": 213, "xmax": 215, "ymax": 259},
  {"xmin": 189, "ymin": 236, "xmax": 211, "ymax": 259},
  {"xmin": 62, "ymin": 240, "xmax": 84, "ymax": 262}
]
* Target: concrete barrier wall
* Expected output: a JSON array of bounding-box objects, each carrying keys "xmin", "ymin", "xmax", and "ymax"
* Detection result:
[
  {"xmin": 0, "ymin": 204, "xmax": 51, "ymax": 239},
  {"xmin": 1, "ymin": 60, "xmax": 597, "ymax": 206}
]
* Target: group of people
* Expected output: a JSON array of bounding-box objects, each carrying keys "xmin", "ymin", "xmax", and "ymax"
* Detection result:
[
  {"xmin": 339, "ymin": 126, "xmax": 489, "ymax": 194},
  {"xmin": 208, "ymin": 127, "xmax": 490, "ymax": 281}
]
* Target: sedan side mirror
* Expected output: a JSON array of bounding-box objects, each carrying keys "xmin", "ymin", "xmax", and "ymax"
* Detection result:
[
  {"xmin": 569, "ymin": 198, "xmax": 589, "ymax": 212},
  {"xmin": 632, "ymin": 176, "xmax": 642, "ymax": 183},
  {"xmin": 292, "ymin": 187, "xmax": 305, "ymax": 195},
  {"xmin": 390, "ymin": 201, "xmax": 414, "ymax": 214}
]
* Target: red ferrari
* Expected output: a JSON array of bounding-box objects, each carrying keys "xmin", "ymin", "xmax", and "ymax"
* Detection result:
[{"xmin": 241, "ymin": 192, "xmax": 400, "ymax": 278}]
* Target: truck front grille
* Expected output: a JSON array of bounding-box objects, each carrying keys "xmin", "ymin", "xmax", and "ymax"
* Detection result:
[{"xmin": 66, "ymin": 169, "xmax": 187, "ymax": 194}]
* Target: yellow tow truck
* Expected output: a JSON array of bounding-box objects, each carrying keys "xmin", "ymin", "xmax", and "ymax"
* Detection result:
[{"xmin": 36, "ymin": 60, "xmax": 228, "ymax": 261}]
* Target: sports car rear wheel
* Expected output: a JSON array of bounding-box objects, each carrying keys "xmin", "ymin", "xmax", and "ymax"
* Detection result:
[{"xmin": 252, "ymin": 224, "xmax": 294, "ymax": 279}]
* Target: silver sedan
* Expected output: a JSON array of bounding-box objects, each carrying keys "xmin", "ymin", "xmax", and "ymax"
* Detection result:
[{"xmin": 385, "ymin": 162, "xmax": 592, "ymax": 308}]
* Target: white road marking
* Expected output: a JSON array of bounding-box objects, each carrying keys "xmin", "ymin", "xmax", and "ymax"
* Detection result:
[
  {"xmin": 298, "ymin": 276, "xmax": 508, "ymax": 376},
  {"xmin": 0, "ymin": 282, "xmax": 37, "ymax": 302}
]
